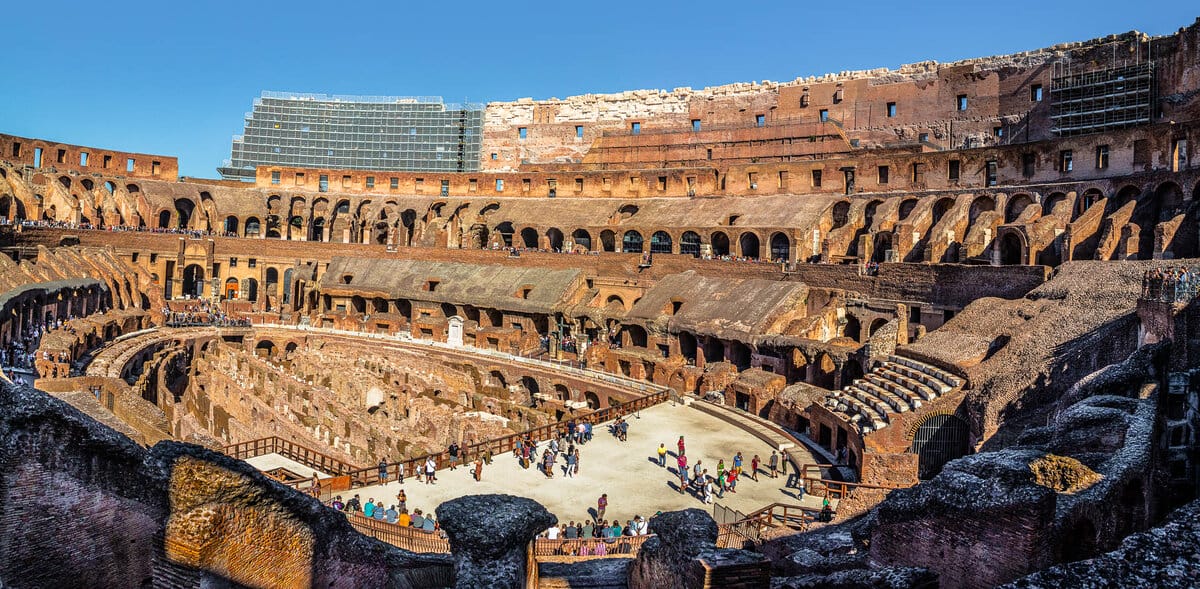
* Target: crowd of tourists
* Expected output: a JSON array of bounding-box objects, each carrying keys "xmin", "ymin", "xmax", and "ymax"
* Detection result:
[
  {"xmin": 1142, "ymin": 266, "xmax": 1200, "ymax": 303},
  {"xmin": 325, "ymin": 489, "xmax": 447, "ymax": 538},
  {"xmin": 3, "ymin": 309, "xmax": 103, "ymax": 380},
  {"xmin": 12, "ymin": 218, "xmax": 237, "ymax": 238},
  {"xmin": 163, "ymin": 301, "xmax": 251, "ymax": 327}
]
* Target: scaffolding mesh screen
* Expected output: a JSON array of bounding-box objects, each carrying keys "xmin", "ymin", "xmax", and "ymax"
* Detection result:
[
  {"xmin": 219, "ymin": 92, "xmax": 483, "ymax": 180},
  {"xmin": 1050, "ymin": 62, "xmax": 1154, "ymax": 137}
]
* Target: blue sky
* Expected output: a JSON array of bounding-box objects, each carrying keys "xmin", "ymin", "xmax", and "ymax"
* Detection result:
[{"xmin": 1, "ymin": 1, "xmax": 1194, "ymax": 177}]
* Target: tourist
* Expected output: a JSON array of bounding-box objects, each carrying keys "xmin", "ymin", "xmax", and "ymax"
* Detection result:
[
  {"xmin": 768, "ymin": 451, "xmax": 779, "ymax": 478},
  {"xmin": 425, "ymin": 456, "xmax": 437, "ymax": 484},
  {"xmin": 542, "ymin": 449, "xmax": 555, "ymax": 478},
  {"xmin": 373, "ymin": 503, "xmax": 386, "ymax": 521},
  {"xmin": 346, "ymin": 494, "xmax": 361, "ymax": 512},
  {"xmin": 364, "ymin": 498, "xmax": 376, "ymax": 518},
  {"xmin": 751, "ymin": 454, "xmax": 761, "ymax": 481},
  {"xmin": 728, "ymin": 467, "xmax": 739, "ymax": 493},
  {"xmin": 397, "ymin": 508, "xmax": 411, "ymax": 527},
  {"xmin": 473, "ymin": 456, "xmax": 483, "ymax": 481},
  {"xmin": 378, "ymin": 458, "xmax": 388, "ymax": 484},
  {"xmin": 594, "ymin": 539, "xmax": 607, "ymax": 556},
  {"xmin": 693, "ymin": 460, "xmax": 703, "ymax": 486},
  {"xmin": 415, "ymin": 460, "xmax": 424, "ymax": 483},
  {"xmin": 572, "ymin": 448, "xmax": 580, "ymax": 476},
  {"xmin": 733, "ymin": 452, "xmax": 743, "ymax": 471},
  {"xmin": 448, "ymin": 442, "xmax": 460, "ymax": 470},
  {"xmin": 546, "ymin": 524, "xmax": 560, "ymax": 540},
  {"xmin": 657, "ymin": 443, "xmax": 667, "ymax": 467},
  {"xmin": 331, "ymin": 495, "xmax": 344, "ymax": 511},
  {"xmin": 582, "ymin": 519, "xmax": 595, "ymax": 539},
  {"xmin": 677, "ymin": 435, "xmax": 686, "ymax": 457},
  {"xmin": 310, "ymin": 474, "xmax": 321, "ymax": 498},
  {"xmin": 632, "ymin": 515, "xmax": 648, "ymax": 536},
  {"xmin": 514, "ymin": 438, "xmax": 524, "ymax": 458},
  {"xmin": 597, "ymin": 493, "xmax": 608, "ymax": 521},
  {"xmin": 717, "ymin": 459, "xmax": 726, "ymax": 483},
  {"xmin": 422, "ymin": 516, "xmax": 436, "ymax": 532},
  {"xmin": 703, "ymin": 476, "xmax": 714, "ymax": 504},
  {"xmin": 396, "ymin": 489, "xmax": 407, "ymax": 512},
  {"xmin": 678, "ymin": 463, "xmax": 690, "ymax": 492},
  {"xmin": 397, "ymin": 460, "xmax": 405, "ymax": 484},
  {"xmin": 385, "ymin": 505, "xmax": 399, "ymax": 524},
  {"xmin": 565, "ymin": 521, "xmax": 578, "ymax": 539},
  {"xmin": 412, "ymin": 509, "xmax": 425, "ymax": 529},
  {"xmin": 566, "ymin": 450, "xmax": 577, "ymax": 477},
  {"xmin": 584, "ymin": 422, "xmax": 593, "ymax": 442}
]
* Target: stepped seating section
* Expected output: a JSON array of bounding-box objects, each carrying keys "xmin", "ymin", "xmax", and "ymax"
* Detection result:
[{"xmin": 824, "ymin": 355, "xmax": 963, "ymax": 434}]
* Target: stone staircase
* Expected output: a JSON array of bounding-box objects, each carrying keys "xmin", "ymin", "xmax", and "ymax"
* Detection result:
[{"xmin": 824, "ymin": 355, "xmax": 964, "ymax": 434}]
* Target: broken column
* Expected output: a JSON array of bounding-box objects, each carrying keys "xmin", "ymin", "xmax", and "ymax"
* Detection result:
[{"xmin": 436, "ymin": 493, "xmax": 556, "ymax": 589}]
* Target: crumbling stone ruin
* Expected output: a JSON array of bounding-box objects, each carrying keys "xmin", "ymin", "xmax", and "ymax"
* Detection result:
[{"xmin": 1, "ymin": 16, "xmax": 1200, "ymax": 589}]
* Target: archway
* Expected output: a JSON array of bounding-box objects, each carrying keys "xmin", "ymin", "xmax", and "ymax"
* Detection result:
[
  {"xmin": 572, "ymin": 229, "xmax": 592, "ymax": 251},
  {"xmin": 622, "ymin": 231, "xmax": 644, "ymax": 253},
  {"xmin": 898, "ymin": 198, "xmax": 918, "ymax": 221},
  {"xmin": 244, "ymin": 217, "xmax": 261, "ymax": 237},
  {"xmin": 968, "ymin": 195, "xmax": 995, "ymax": 222},
  {"xmin": 739, "ymin": 232, "xmax": 760, "ymax": 259},
  {"xmin": 844, "ymin": 315, "xmax": 862, "ymax": 342},
  {"xmin": 1075, "ymin": 190, "xmax": 1101, "ymax": 218},
  {"xmin": 494, "ymin": 222, "xmax": 514, "ymax": 247},
  {"xmin": 681, "ymin": 231, "xmax": 701, "ymax": 257},
  {"xmin": 223, "ymin": 216, "xmax": 239, "ymax": 235},
  {"xmin": 650, "ymin": 231, "xmax": 672, "ymax": 254},
  {"xmin": 520, "ymin": 227, "xmax": 539, "ymax": 249},
  {"xmin": 157, "ymin": 210, "xmax": 171, "ymax": 229},
  {"xmin": 174, "ymin": 199, "xmax": 196, "ymax": 229},
  {"xmin": 710, "ymin": 231, "xmax": 730, "ymax": 256},
  {"xmin": 931, "ymin": 197, "xmax": 955, "ymax": 226},
  {"xmin": 584, "ymin": 392, "xmax": 601, "ymax": 409},
  {"xmin": 310, "ymin": 218, "xmax": 326, "ymax": 242},
  {"xmin": 769, "ymin": 232, "xmax": 790, "ymax": 262},
  {"xmin": 1005, "ymin": 194, "xmax": 1034, "ymax": 223},
  {"xmin": 831, "ymin": 201, "xmax": 850, "ymax": 229},
  {"xmin": 623, "ymin": 324, "xmax": 648, "ymax": 348},
  {"xmin": 600, "ymin": 230, "xmax": 616, "ymax": 252},
  {"xmin": 999, "ymin": 232, "xmax": 1025, "ymax": 265},
  {"xmin": 546, "ymin": 227, "xmax": 564, "ymax": 251},
  {"xmin": 224, "ymin": 277, "xmax": 239, "ymax": 299},
  {"xmin": 910, "ymin": 413, "xmax": 970, "ymax": 480},
  {"xmin": 868, "ymin": 318, "xmax": 889, "ymax": 337},
  {"xmin": 182, "ymin": 264, "xmax": 205, "ymax": 298},
  {"xmin": 246, "ymin": 278, "xmax": 259, "ymax": 302}
]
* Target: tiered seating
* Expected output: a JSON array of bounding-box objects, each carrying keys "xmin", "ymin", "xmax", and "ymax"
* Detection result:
[{"xmin": 824, "ymin": 354, "xmax": 964, "ymax": 433}]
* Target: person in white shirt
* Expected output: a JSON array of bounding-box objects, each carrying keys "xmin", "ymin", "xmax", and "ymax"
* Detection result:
[{"xmin": 546, "ymin": 525, "xmax": 561, "ymax": 540}]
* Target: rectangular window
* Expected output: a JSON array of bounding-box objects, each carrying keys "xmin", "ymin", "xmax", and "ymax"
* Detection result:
[
  {"xmin": 886, "ymin": 102, "xmax": 896, "ymax": 117},
  {"xmin": 985, "ymin": 160, "xmax": 998, "ymax": 186},
  {"xmin": 56, "ymin": 149, "xmax": 66, "ymax": 163},
  {"xmin": 490, "ymin": 153, "xmax": 498, "ymax": 160},
  {"xmin": 295, "ymin": 172, "xmax": 304, "ymax": 185},
  {"xmin": 747, "ymin": 172, "xmax": 757, "ymax": 189},
  {"xmin": 1173, "ymin": 139, "xmax": 1188, "ymax": 172},
  {"xmin": 631, "ymin": 122, "xmax": 641, "ymax": 135},
  {"xmin": 80, "ymin": 152, "xmax": 88, "ymax": 166},
  {"xmin": 778, "ymin": 170, "xmax": 788, "ymax": 189},
  {"xmin": 956, "ymin": 95, "xmax": 968, "ymax": 111},
  {"xmin": 658, "ymin": 176, "xmax": 667, "ymax": 190},
  {"xmin": 271, "ymin": 171, "xmax": 281, "ymax": 185},
  {"xmin": 706, "ymin": 148, "xmax": 713, "ymax": 160},
  {"xmin": 341, "ymin": 175, "xmax": 351, "ymax": 188},
  {"xmin": 390, "ymin": 177, "xmax": 399, "ymax": 189},
  {"xmin": 911, "ymin": 163, "xmax": 925, "ymax": 184},
  {"xmin": 877, "ymin": 165, "xmax": 889, "ymax": 184},
  {"xmin": 575, "ymin": 125, "xmax": 584, "ymax": 138},
  {"xmin": 33, "ymin": 147, "xmax": 42, "ymax": 167},
  {"xmin": 755, "ymin": 114, "xmax": 765, "ymax": 127},
  {"xmin": 365, "ymin": 176, "xmax": 375, "ymax": 189},
  {"xmin": 522, "ymin": 178, "xmax": 531, "ymax": 192},
  {"xmin": 248, "ymin": 258, "xmax": 257, "ymax": 268},
  {"xmin": 126, "ymin": 158, "xmax": 135, "ymax": 172},
  {"xmin": 518, "ymin": 127, "xmax": 527, "ymax": 140},
  {"xmin": 692, "ymin": 119, "xmax": 701, "ymax": 132},
  {"xmin": 1059, "ymin": 150, "xmax": 1073, "ymax": 173},
  {"xmin": 496, "ymin": 179, "xmax": 504, "ymax": 191},
  {"xmin": 819, "ymin": 109, "xmax": 829, "ymax": 122},
  {"xmin": 1133, "ymin": 139, "xmax": 1150, "ymax": 165},
  {"xmin": 102, "ymin": 154, "xmax": 112, "ymax": 168},
  {"xmin": 1095, "ymin": 145, "xmax": 1109, "ymax": 169},
  {"xmin": 230, "ymin": 257, "xmax": 238, "ymax": 268},
  {"xmin": 994, "ymin": 126, "xmax": 1004, "ymax": 137},
  {"xmin": 415, "ymin": 178, "xmax": 424, "ymax": 191},
  {"xmin": 319, "ymin": 174, "xmax": 329, "ymax": 192},
  {"xmin": 1022, "ymin": 153, "xmax": 1036, "ymax": 177},
  {"xmin": 948, "ymin": 159, "xmax": 961, "ymax": 181},
  {"xmin": 151, "ymin": 161, "xmax": 161, "ymax": 175},
  {"xmin": 575, "ymin": 177, "xmax": 584, "ymax": 191},
  {"xmin": 441, "ymin": 180, "xmax": 449, "ymax": 196},
  {"xmin": 1031, "ymin": 84, "xmax": 1043, "ymax": 102},
  {"xmin": 10, "ymin": 142, "xmax": 19, "ymax": 158},
  {"xmin": 919, "ymin": 132, "xmax": 929, "ymax": 143},
  {"xmin": 469, "ymin": 179, "xmax": 478, "ymax": 192},
  {"xmin": 811, "ymin": 169, "xmax": 822, "ymax": 188}
]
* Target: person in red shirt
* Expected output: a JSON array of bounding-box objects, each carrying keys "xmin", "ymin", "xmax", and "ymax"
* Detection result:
[{"xmin": 750, "ymin": 455, "xmax": 761, "ymax": 481}]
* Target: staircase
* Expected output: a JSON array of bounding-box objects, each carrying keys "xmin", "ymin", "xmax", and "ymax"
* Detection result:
[{"xmin": 824, "ymin": 355, "xmax": 963, "ymax": 434}]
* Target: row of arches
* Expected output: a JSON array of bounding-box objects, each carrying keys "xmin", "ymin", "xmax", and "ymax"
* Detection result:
[{"xmin": 492, "ymin": 224, "xmax": 794, "ymax": 261}]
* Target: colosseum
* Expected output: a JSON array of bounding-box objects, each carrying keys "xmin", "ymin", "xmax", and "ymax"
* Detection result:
[{"xmin": 1, "ymin": 16, "xmax": 1199, "ymax": 589}]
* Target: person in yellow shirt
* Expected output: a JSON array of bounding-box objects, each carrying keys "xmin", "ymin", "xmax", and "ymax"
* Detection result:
[
  {"xmin": 657, "ymin": 443, "xmax": 667, "ymax": 467},
  {"xmin": 397, "ymin": 508, "xmax": 411, "ymax": 527}
]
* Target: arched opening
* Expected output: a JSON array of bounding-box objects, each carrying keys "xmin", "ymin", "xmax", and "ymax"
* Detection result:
[
  {"xmin": 1005, "ymin": 194, "xmax": 1034, "ymax": 223},
  {"xmin": 584, "ymin": 392, "xmax": 600, "ymax": 409},
  {"xmin": 553, "ymin": 384, "xmax": 571, "ymax": 402},
  {"xmin": 680, "ymin": 231, "xmax": 701, "ymax": 257},
  {"xmin": 244, "ymin": 217, "xmax": 261, "ymax": 237},
  {"xmin": 650, "ymin": 231, "xmax": 672, "ymax": 254},
  {"xmin": 310, "ymin": 218, "xmax": 325, "ymax": 242},
  {"xmin": 868, "ymin": 318, "xmax": 889, "ymax": 337},
  {"xmin": 872, "ymin": 232, "xmax": 893, "ymax": 263},
  {"xmin": 246, "ymin": 278, "xmax": 259, "ymax": 302},
  {"xmin": 265, "ymin": 267, "xmax": 279, "ymax": 299},
  {"xmin": 494, "ymin": 222, "xmax": 515, "ymax": 247},
  {"xmin": 769, "ymin": 232, "xmax": 790, "ymax": 262},
  {"xmin": 174, "ymin": 199, "xmax": 196, "ymax": 229},
  {"xmin": 831, "ymin": 201, "xmax": 851, "ymax": 229},
  {"xmin": 968, "ymin": 195, "xmax": 996, "ymax": 223},
  {"xmin": 678, "ymin": 332, "xmax": 697, "ymax": 362},
  {"xmin": 999, "ymin": 232, "xmax": 1025, "ymax": 265},
  {"xmin": 265, "ymin": 215, "xmax": 282, "ymax": 238},
  {"xmin": 546, "ymin": 227, "xmax": 564, "ymax": 251},
  {"xmin": 182, "ymin": 264, "xmax": 205, "ymax": 298},
  {"xmin": 843, "ymin": 315, "xmax": 862, "ymax": 342},
  {"xmin": 572, "ymin": 229, "xmax": 592, "ymax": 251},
  {"xmin": 600, "ymin": 230, "xmax": 616, "ymax": 252},
  {"xmin": 223, "ymin": 216, "xmax": 239, "ymax": 235},
  {"xmin": 157, "ymin": 210, "xmax": 171, "ymax": 229},
  {"xmin": 1074, "ymin": 190, "xmax": 1101, "ymax": 218},
  {"xmin": 738, "ymin": 233, "xmax": 760, "ymax": 259},
  {"xmin": 224, "ymin": 277, "xmax": 240, "ymax": 299},
  {"xmin": 521, "ymin": 376, "xmax": 540, "ymax": 397},
  {"xmin": 863, "ymin": 200, "xmax": 883, "ymax": 229},
  {"xmin": 931, "ymin": 197, "xmax": 955, "ymax": 226},
  {"xmin": 489, "ymin": 370, "xmax": 507, "ymax": 389},
  {"xmin": 1111, "ymin": 185, "xmax": 1141, "ymax": 214},
  {"xmin": 702, "ymin": 338, "xmax": 724, "ymax": 363},
  {"xmin": 898, "ymin": 198, "xmax": 918, "ymax": 221},
  {"xmin": 623, "ymin": 324, "xmax": 648, "ymax": 348},
  {"xmin": 255, "ymin": 340, "xmax": 277, "ymax": 358},
  {"xmin": 710, "ymin": 231, "xmax": 730, "ymax": 256},
  {"xmin": 520, "ymin": 227, "xmax": 539, "ymax": 249},
  {"xmin": 622, "ymin": 230, "xmax": 644, "ymax": 253},
  {"xmin": 910, "ymin": 413, "xmax": 970, "ymax": 480}
]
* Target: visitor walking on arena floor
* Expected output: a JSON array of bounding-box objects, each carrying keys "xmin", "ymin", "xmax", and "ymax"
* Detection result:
[
  {"xmin": 657, "ymin": 443, "xmax": 667, "ymax": 467},
  {"xmin": 473, "ymin": 456, "xmax": 483, "ymax": 482},
  {"xmin": 597, "ymin": 493, "xmax": 608, "ymax": 521},
  {"xmin": 677, "ymin": 436, "xmax": 686, "ymax": 457},
  {"xmin": 768, "ymin": 450, "xmax": 779, "ymax": 478},
  {"xmin": 396, "ymin": 488, "xmax": 407, "ymax": 512},
  {"xmin": 378, "ymin": 459, "xmax": 388, "ymax": 484},
  {"xmin": 397, "ymin": 460, "xmax": 405, "ymax": 484},
  {"xmin": 448, "ymin": 443, "xmax": 460, "ymax": 470},
  {"xmin": 751, "ymin": 454, "xmax": 760, "ymax": 481},
  {"xmin": 424, "ymin": 456, "xmax": 437, "ymax": 484}
]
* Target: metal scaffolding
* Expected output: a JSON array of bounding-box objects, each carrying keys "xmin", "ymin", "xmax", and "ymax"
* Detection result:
[
  {"xmin": 1050, "ymin": 62, "xmax": 1155, "ymax": 137},
  {"xmin": 219, "ymin": 92, "xmax": 483, "ymax": 181}
]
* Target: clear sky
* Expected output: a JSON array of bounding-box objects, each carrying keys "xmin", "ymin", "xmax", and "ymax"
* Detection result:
[{"xmin": 0, "ymin": 1, "xmax": 1194, "ymax": 177}]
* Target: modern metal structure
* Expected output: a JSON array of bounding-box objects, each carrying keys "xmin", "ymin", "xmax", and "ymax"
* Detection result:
[{"xmin": 219, "ymin": 92, "xmax": 483, "ymax": 181}]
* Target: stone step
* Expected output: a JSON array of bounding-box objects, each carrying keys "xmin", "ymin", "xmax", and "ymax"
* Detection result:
[
  {"xmin": 877, "ymin": 368, "xmax": 938, "ymax": 402},
  {"xmin": 884, "ymin": 360, "xmax": 954, "ymax": 394},
  {"xmin": 889, "ymin": 355, "xmax": 963, "ymax": 389},
  {"xmin": 852, "ymin": 380, "xmax": 908, "ymax": 414},
  {"xmin": 862, "ymin": 374, "xmax": 922, "ymax": 410},
  {"xmin": 828, "ymin": 390, "xmax": 888, "ymax": 428}
]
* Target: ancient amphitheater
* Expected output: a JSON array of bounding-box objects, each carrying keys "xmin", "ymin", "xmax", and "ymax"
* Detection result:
[{"xmin": 1, "ymin": 17, "xmax": 1200, "ymax": 589}]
